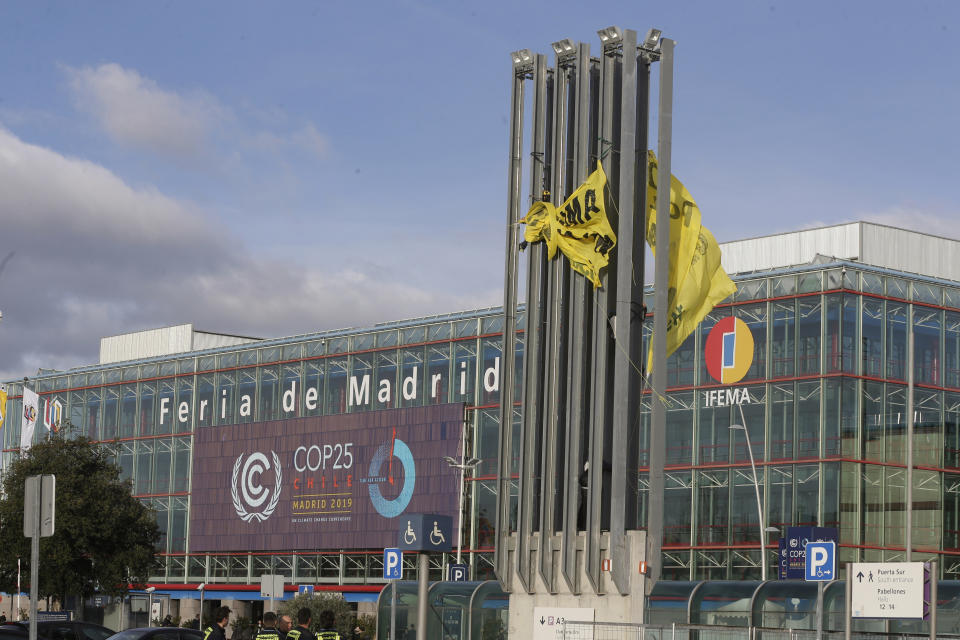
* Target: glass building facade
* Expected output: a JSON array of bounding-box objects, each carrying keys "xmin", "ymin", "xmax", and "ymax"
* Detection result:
[{"xmin": 5, "ymin": 252, "xmax": 960, "ymax": 591}]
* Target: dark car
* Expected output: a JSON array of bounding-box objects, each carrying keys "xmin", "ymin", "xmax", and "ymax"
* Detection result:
[
  {"xmin": 0, "ymin": 622, "xmax": 114, "ymax": 640},
  {"xmin": 106, "ymin": 629, "xmax": 202, "ymax": 640}
]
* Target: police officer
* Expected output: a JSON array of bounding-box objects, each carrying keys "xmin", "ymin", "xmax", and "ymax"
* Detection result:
[
  {"xmin": 316, "ymin": 610, "xmax": 340, "ymax": 640},
  {"xmin": 278, "ymin": 614, "xmax": 293, "ymax": 640},
  {"xmin": 256, "ymin": 612, "xmax": 283, "ymax": 640},
  {"xmin": 285, "ymin": 608, "xmax": 318, "ymax": 640},
  {"xmin": 203, "ymin": 606, "xmax": 231, "ymax": 640}
]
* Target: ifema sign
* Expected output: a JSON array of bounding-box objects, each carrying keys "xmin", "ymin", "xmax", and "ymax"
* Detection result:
[
  {"xmin": 189, "ymin": 403, "xmax": 463, "ymax": 552},
  {"xmin": 703, "ymin": 317, "xmax": 755, "ymax": 406}
]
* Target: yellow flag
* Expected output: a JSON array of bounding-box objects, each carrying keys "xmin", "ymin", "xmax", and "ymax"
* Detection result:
[
  {"xmin": 0, "ymin": 383, "xmax": 6, "ymax": 430},
  {"xmin": 646, "ymin": 150, "xmax": 736, "ymax": 368},
  {"xmin": 521, "ymin": 162, "xmax": 616, "ymax": 288}
]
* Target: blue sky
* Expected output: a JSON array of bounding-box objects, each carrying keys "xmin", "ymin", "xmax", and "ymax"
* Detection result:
[{"xmin": 1, "ymin": 0, "xmax": 959, "ymax": 378}]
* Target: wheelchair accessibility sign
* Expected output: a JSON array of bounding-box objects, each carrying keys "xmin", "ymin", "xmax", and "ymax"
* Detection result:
[
  {"xmin": 397, "ymin": 513, "xmax": 453, "ymax": 552},
  {"xmin": 805, "ymin": 540, "xmax": 836, "ymax": 581}
]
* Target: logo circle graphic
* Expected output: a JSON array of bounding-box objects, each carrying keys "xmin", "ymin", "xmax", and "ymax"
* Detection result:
[
  {"xmin": 704, "ymin": 317, "xmax": 754, "ymax": 384},
  {"xmin": 231, "ymin": 451, "xmax": 282, "ymax": 522},
  {"xmin": 367, "ymin": 438, "xmax": 416, "ymax": 518}
]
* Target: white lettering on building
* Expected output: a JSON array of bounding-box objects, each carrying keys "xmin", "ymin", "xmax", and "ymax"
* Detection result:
[{"xmin": 704, "ymin": 387, "xmax": 752, "ymax": 407}]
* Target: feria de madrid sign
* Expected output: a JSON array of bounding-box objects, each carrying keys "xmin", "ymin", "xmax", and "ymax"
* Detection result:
[
  {"xmin": 702, "ymin": 316, "xmax": 755, "ymax": 406},
  {"xmin": 189, "ymin": 403, "xmax": 464, "ymax": 551}
]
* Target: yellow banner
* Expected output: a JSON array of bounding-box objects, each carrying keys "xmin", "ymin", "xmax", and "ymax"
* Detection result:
[
  {"xmin": 0, "ymin": 384, "xmax": 6, "ymax": 430},
  {"xmin": 521, "ymin": 162, "xmax": 616, "ymax": 288},
  {"xmin": 646, "ymin": 151, "xmax": 736, "ymax": 368}
]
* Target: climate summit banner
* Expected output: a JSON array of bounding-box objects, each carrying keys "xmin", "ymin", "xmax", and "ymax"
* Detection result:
[{"xmin": 189, "ymin": 403, "xmax": 464, "ymax": 552}]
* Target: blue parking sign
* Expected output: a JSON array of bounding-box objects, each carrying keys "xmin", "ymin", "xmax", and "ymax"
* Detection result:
[
  {"xmin": 804, "ymin": 541, "xmax": 836, "ymax": 581},
  {"xmin": 384, "ymin": 548, "xmax": 403, "ymax": 580}
]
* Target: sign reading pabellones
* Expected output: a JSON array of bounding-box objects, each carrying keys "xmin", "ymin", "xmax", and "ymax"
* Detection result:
[
  {"xmin": 850, "ymin": 562, "xmax": 924, "ymax": 619},
  {"xmin": 189, "ymin": 403, "xmax": 464, "ymax": 552}
]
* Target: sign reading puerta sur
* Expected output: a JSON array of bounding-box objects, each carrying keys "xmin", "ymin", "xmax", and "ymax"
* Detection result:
[{"xmin": 189, "ymin": 403, "xmax": 464, "ymax": 551}]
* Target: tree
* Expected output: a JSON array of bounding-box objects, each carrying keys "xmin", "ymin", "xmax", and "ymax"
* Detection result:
[
  {"xmin": 0, "ymin": 431, "xmax": 161, "ymax": 604},
  {"xmin": 277, "ymin": 592, "xmax": 359, "ymax": 639}
]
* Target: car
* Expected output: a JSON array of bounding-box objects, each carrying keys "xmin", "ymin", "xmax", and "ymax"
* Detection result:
[
  {"xmin": 106, "ymin": 628, "xmax": 202, "ymax": 640},
  {"xmin": 0, "ymin": 622, "xmax": 114, "ymax": 640}
]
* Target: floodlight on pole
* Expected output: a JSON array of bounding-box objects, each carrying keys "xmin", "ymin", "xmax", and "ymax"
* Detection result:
[
  {"xmin": 729, "ymin": 423, "xmax": 768, "ymax": 580},
  {"xmin": 551, "ymin": 38, "xmax": 577, "ymax": 62},
  {"xmin": 641, "ymin": 28, "xmax": 663, "ymax": 51},
  {"xmin": 510, "ymin": 49, "xmax": 533, "ymax": 67},
  {"xmin": 597, "ymin": 26, "xmax": 623, "ymax": 45}
]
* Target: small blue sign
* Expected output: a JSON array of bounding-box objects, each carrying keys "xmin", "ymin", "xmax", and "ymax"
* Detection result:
[
  {"xmin": 384, "ymin": 548, "xmax": 403, "ymax": 580},
  {"xmin": 298, "ymin": 585, "xmax": 314, "ymax": 595},
  {"xmin": 448, "ymin": 563, "xmax": 468, "ymax": 582},
  {"xmin": 784, "ymin": 526, "xmax": 838, "ymax": 579},
  {"xmin": 805, "ymin": 541, "xmax": 836, "ymax": 581},
  {"xmin": 398, "ymin": 514, "xmax": 453, "ymax": 552}
]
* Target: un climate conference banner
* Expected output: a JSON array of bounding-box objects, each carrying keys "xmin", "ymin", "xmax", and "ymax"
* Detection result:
[{"xmin": 189, "ymin": 403, "xmax": 464, "ymax": 552}]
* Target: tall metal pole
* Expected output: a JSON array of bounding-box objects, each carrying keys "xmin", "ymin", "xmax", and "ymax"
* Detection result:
[
  {"xmin": 416, "ymin": 553, "xmax": 428, "ymax": 640},
  {"xmin": 907, "ymin": 329, "xmax": 914, "ymax": 561},
  {"xmin": 736, "ymin": 403, "xmax": 767, "ymax": 581},
  {"xmin": 29, "ymin": 513, "xmax": 38, "ymax": 640},
  {"xmin": 930, "ymin": 560, "xmax": 937, "ymax": 640},
  {"xmin": 844, "ymin": 564, "xmax": 852, "ymax": 640},
  {"xmin": 647, "ymin": 36, "xmax": 674, "ymax": 594},
  {"xmin": 390, "ymin": 581, "xmax": 397, "ymax": 640},
  {"xmin": 456, "ymin": 425, "xmax": 467, "ymax": 565}
]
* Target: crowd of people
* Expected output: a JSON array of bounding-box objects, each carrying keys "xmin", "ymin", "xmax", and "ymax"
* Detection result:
[{"xmin": 198, "ymin": 606, "xmax": 367, "ymax": 640}]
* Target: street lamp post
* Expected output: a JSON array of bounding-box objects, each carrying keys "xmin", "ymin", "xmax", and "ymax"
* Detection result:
[
  {"xmin": 144, "ymin": 587, "xmax": 156, "ymax": 628},
  {"xmin": 196, "ymin": 583, "xmax": 206, "ymax": 628},
  {"xmin": 729, "ymin": 422, "xmax": 768, "ymax": 580},
  {"xmin": 443, "ymin": 455, "xmax": 481, "ymax": 566}
]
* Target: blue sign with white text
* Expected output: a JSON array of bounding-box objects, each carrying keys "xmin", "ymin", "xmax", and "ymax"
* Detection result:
[
  {"xmin": 783, "ymin": 526, "xmax": 838, "ymax": 579},
  {"xmin": 384, "ymin": 548, "xmax": 403, "ymax": 580},
  {"xmin": 448, "ymin": 563, "xmax": 468, "ymax": 581},
  {"xmin": 805, "ymin": 541, "xmax": 836, "ymax": 581}
]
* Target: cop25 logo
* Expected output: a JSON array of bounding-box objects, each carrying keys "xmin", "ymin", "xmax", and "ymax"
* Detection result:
[
  {"xmin": 232, "ymin": 451, "xmax": 282, "ymax": 522},
  {"xmin": 367, "ymin": 438, "xmax": 416, "ymax": 518}
]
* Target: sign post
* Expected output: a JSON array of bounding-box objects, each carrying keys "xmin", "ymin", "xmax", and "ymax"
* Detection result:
[
  {"xmin": 24, "ymin": 475, "xmax": 55, "ymax": 640},
  {"xmin": 383, "ymin": 549, "xmax": 402, "ymax": 640},
  {"xmin": 804, "ymin": 541, "xmax": 835, "ymax": 640},
  {"xmin": 398, "ymin": 514, "xmax": 452, "ymax": 640},
  {"xmin": 259, "ymin": 574, "xmax": 283, "ymax": 614}
]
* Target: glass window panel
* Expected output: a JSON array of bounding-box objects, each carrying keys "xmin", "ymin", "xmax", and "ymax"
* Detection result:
[
  {"xmin": 861, "ymin": 464, "xmax": 884, "ymax": 546},
  {"xmin": 328, "ymin": 337, "xmax": 348, "ymax": 354},
  {"xmin": 731, "ymin": 466, "xmax": 764, "ymax": 543},
  {"xmin": 122, "ymin": 367, "xmax": 139, "ymax": 381},
  {"xmin": 428, "ymin": 323, "xmax": 451, "ymax": 341},
  {"xmin": 770, "ymin": 301, "xmax": 796, "ymax": 378},
  {"xmin": 913, "ymin": 307, "xmax": 942, "ymax": 386},
  {"xmin": 219, "ymin": 352, "xmax": 239, "ymax": 368},
  {"xmin": 822, "ymin": 463, "xmax": 840, "ymax": 530},
  {"xmin": 767, "ymin": 465, "xmax": 793, "ymax": 533},
  {"xmin": 216, "ymin": 370, "xmax": 236, "ymax": 425},
  {"xmin": 326, "ymin": 358, "xmax": 348, "ymax": 414},
  {"xmin": 399, "ymin": 348, "xmax": 426, "ymax": 407},
  {"xmin": 797, "ymin": 381, "xmax": 821, "ymax": 459},
  {"xmin": 861, "ymin": 272, "xmax": 883, "ymax": 294},
  {"xmin": 947, "ymin": 392, "xmax": 960, "ymax": 470},
  {"xmin": 152, "ymin": 497, "xmax": 169, "ymax": 552},
  {"xmin": 797, "ymin": 297, "xmax": 821, "ymax": 375},
  {"xmin": 141, "ymin": 364, "xmax": 158, "ymax": 379},
  {"xmin": 481, "ymin": 316, "xmax": 504, "ymax": 334},
  {"xmin": 660, "ymin": 392, "xmax": 692, "ymax": 465},
  {"xmin": 155, "ymin": 378, "xmax": 175, "ymax": 435},
  {"xmin": 735, "ymin": 278, "xmax": 767, "ymax": 302},
  {"xmin": 734, "ymin": 304, "xmax": 766, "ymax": 381},
  {"xmin": 862, "ymin": 298, "xmax": 884, "ymax": 377},
  {"xmin": 664, "ymin": 472, "xmax": 693, "ymax": 545},
  {"xmin": 479, "ymin": 338, "xmax": 502, "ymax": 406},
  {"xmin": 282, "ymin": 344, "xmax": 302, "ymax": 361},
  {"xmin": 175, "ymin": 376, "xmax": 193, "ymax": 433},
  {"xmin": 136, "ymin": 440, "xmax": 154, "ymax": 495},
  {"xmin": 699, "ymin": 307, "xmax": 728, "ymax": 384},
  {"xmin": 798, "ymin": 271, "xmax": 822, "ymax": 293},
  {"xmin": 795, "ymin": 464, "xmax": 819, "ymax": 526},
  {"xmin": 914, "ymin": 389, "xmax": 942, "ymax": 467},
  {"xmin": 305, "ymin": 340, "xmax": 325, "ymax": 357},
  {"xmin": 769, "ymin": 384, "xmax": 794, "ymax": 460},
  {"xmin": 862, "ymin": 381, "xmax": 884, "ymax": 461},
  {"xmin": 105, "ymin": 369, "xmax": 122, "ymax": 384},
  {"xmin": 947, "ymin": 287, "xmax": 960, "ymax": 310},
  {"xmin": 353, "ymin": 333, "xmax": 375, "ymax": 351},
  {"xmin": 70, "ymin": 391, "xmax": 85, "ymax": 436},
  {"xmin": 260, "ymin": 347, "xmax": 281, "ymax": 363},
  {"xmin": 698, "ymin": 393, "xmax": 730, "ymax": 465},
  {"xmin": 426, "ymin": 344, "xmax": 451, "ymax": 404},
  {"xmin": 101, "ymin": 386, "xmax": 119, "ymax": 440},
  {"xmin": 453, "ymin": 342, "xmax": 477, "ymax": 405},
  {"xmin": 348, "ymin": 355, "xmax": 373, "ymax": 411},
  {"xmin": 946, "ymin": 311, "xmax": 960, "ymax": 390},
  {"xmin": 884, "ymin": 384, "xmax": 907, "ymax": 465},
  {"xmin": 154, "ymin": 438, "xmax": 173, "ymax": 494},
  {"xmin": 303, "ymin": 360, "xmax": 324, "ymax": 416},
  {"xmin": 196, "ymin": 373, "xmax": 215, "ymax": 427},
  {"xmin": 139, "ymin": 382, "xmax": 156, "ymax": 437},
  {"xmin": 825, "ymin": 293, "xmax": 856, "ymax": 374},
  {"xmin": 913, "ymin": 282, "xmax": 941, "ymax": 305},
  {"xmin": 174, "ymin": 437, "xmax": 191, "ymax": 493},
  {"xmin": 169, "ymin": 498, "xmax": 188, "ymax": 553},
  {"xmin": 667, "ymin": 330, "xmax": 696, "ymax": 388},
  {"xmin": 825, "ymin": 268, "xmax": 843, "ymax": 290},
  {"xmin": 178, "ymin": 358, "xmax": 195, "ymax": 374},
  {"xmin": 401, "ymin": 326, "xmax": 426, "ymax": 345},
  {"xmin": 474, "ymin": 479, "xmax": 497, "ymax": 549},
  {"xmin": 732, "ymin": 386, "xmax": 765, "ymax": 463},
  {"xmin": 86, "ymin": 388, "xmax": 102, "ymax": 440},
  {"xmin": 237, "ymin": 368, "xmax": 257, "ymax": 423},
  {"xmin": 696, "ymin": 470, "xmax": 729, "ymax": 545},
  {"xmin": 258, "ymin": 365, "xmax": 280, "ymax": 420},
  {"xmin": 117, "ymin": 442, "xmax": 135, "ymax": 485},
  {"xmin": 886, "ymin": 302, "xmax": 908, "ymax": 380},
  {"xmin": 945, "ymin": 473, "xmax": 960, "ymax": 551},
  {"xmin": 376, "ymin": 330, "xmax": 398, "ymax": 347},
  {"xmin": 119, "ymin": 384, "xmax": 138, "ymax": 438},
  {"xmin": 454, "ymin": 319, "xmax": 478, "ymax": 338},
  {"xmin": 887, "ymin": 277, "xmax": 908, "ymax": 299},
  {"xmin": 239, "ymin": 350, "xmax": 258, "ymax": 365},
  {"xmin": 771, "ymin": 275, "xmax": 796, "ymax": 297},
  {"xmin": 280, "ymin": 363, "xmax": 301, "ymax": 418},
  {"xmin": 198, "ymin": 356, "xmax": 216, "ymax": 372},
  {"xmin": 375, "ymin": 350, "xmax": 398, "ymax": 410}
]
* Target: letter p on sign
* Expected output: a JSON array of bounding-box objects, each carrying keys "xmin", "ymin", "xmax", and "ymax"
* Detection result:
[
  {"xmin": 384, "ymin": 548, "xmax": 402, "ymax": 580},
  {"xmin": 804, "ymin": 541, "xmax": 835, "ymax": 581}
]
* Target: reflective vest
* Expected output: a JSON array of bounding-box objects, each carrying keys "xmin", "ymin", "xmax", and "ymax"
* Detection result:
[{"xmin": 255, "ymin": 629, "xmax": 282, "ymax": 640}]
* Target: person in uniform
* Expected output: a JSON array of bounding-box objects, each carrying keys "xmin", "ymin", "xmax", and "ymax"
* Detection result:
[
  {"xmin": 203, "ymin": 606, "xmax": 231, "ymax": 640},
  {"xmin": 278, "ymin": 614, "xmax": 293, "ymax": 640},
  {"xmin": 255, "ymin": 612, "xmax": 282, "ymax": 640},
  {"xmin": 285, "ymin": 608, "xmax": 318, "ymax": 640},
  {"xmin": 316, "ymin": 610, "xmax": 340, "ymax": 640}
]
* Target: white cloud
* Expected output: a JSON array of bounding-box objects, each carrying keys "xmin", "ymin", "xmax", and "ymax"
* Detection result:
[
  {"xmin": 0, "ymin": 127, "xmax": 497, "ymax": 380},
  {"xmin": 65, "ymin": 63, "xmax": 225, "ymax": 156}
]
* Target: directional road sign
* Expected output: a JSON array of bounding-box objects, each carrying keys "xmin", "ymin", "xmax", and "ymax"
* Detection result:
[
  {"xmin": 383, "ymin": 548, "xmax": 403, "ymax": 580},
  {"xmin": 851, "ymin": 562, "xmax": 924, "ymax": 618},
  {"xmin": 804, "ymin": 541, "xmax": 836, "ymax": 581}
]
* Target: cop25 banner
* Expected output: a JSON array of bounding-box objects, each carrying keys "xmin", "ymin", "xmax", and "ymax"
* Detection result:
[{"xmin": 189, "ymin": 403, "xmax": 464, "ymax": 552}]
